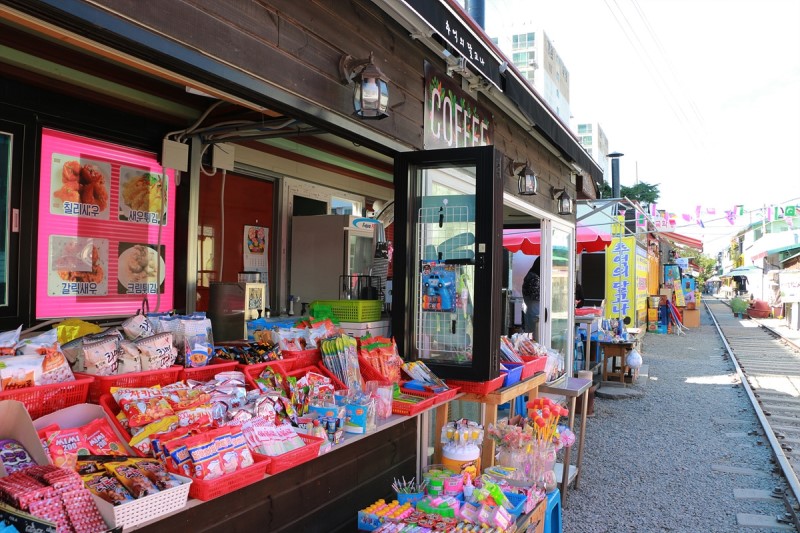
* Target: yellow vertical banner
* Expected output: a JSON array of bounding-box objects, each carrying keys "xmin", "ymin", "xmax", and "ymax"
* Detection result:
[
  {"xmin": 673, "ymin": 279, "xmax": 686, "ymax": 307},
  {"xmin": 605, "ymin": 235, "xmax": 637, "ymax": 325}
]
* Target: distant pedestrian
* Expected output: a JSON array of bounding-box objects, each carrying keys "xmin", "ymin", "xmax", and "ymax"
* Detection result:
[{"xmin": 523, "ymin": 258, "xmax": 541, "ymax": 337}]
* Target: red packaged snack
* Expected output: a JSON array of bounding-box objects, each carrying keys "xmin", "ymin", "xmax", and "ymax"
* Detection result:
[
  {"xmin": 228, "ymin": 427, "xmax": 255, "ymax": 469},
  {"xmin": 163, "ymin": 387, "xmax": 211, "ymax": 411},
  {"xmin": 46, "ymin": 428, "xmax": 90, "ymax": 469},
  {"xmin": 184, "ymin": 433, "xmax": 223, "ymax": 480},
  {"xmin": 121, "ymin": 396, "xmax": 176, "ymax": 428},
  {"xmin": 208, "ymin": 429, "xmax": 237, "ymax": 475},
  {"xmin": 82, "ymin": 418, "xmax": 126, "ymax": 455},
  {"xmin": 163, "ymin": 438, "xmax": 193, "ymax": 478}
]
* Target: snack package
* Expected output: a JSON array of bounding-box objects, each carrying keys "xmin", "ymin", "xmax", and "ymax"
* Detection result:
[
  {"xmin": 46, "ymin": 428, "xmax": 90, "ymax": 468},
  {"xmin": 182, "ymin": 317, "xmax": 213, "ymax": 368},
  {"xmin": 184, "ymin": 433, "xmax": 223, "ymax": 480},
  {"xmin": 0, "ymin": 355, "xmax": 43, "ymax": 390},
  {"xmin": 118, "ymin": 340, "xmax": 142, "ymax": 374},
  {"xmin": 0, "ymin": 439, "xmax": 37, "ymax": 474},
  {"xmin": 0, "ymin": 325, "xmax": 22, "ymax": 356},
  {"xmin": 120, "ymin": 396, "xmax": 175, "ymax": 428},
  {"xmin": 54, "ymin": 318, "xmax": 102, "ymax": 346},
  {"xmin": 15, "ymin": 329, "xmax": 75, "ymax": 384},
  {"xmin": 105, "ymin": 459, "xmax": 160, "ymax": 498},
  {"xmin": 61, "ymin": 337, "xmax": 84, "ymax": 370},
  {"xmin": 136, "ymin": 332, "xmax": 178, "ymax": 370},
  {"xmin": 82, "ymin": 336, "xmax": 120, "ymax": 376},
  {"xmin": 82, "ymin": 418, "xmax": 127, "ymax": 455},
  {"xmin": 128, "ymin": 415, "xmax": 179, "ymax": 456},
  {"xmin": 130, "ymin": 458, "xmax": 182, "ymax": 490},
  {"xmin": 122, "ymin": 314, "xmax": 156, "ymax": 341},
  {"xmin": 209, "ymin": 429, "xmax": 238, "ymax": 475},
  {"xmin": 83, "ymin": 472, "xmax": 135, "ymax": 505}
]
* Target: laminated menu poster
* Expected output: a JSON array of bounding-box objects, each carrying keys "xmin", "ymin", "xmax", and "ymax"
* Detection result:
[
  {"xmin": 36, "ymin": 129, "xmax": 175, "ymax": 318},
  {"xmin": 48, "ymin": 235, "xmax": 109, "ymax": 296},
  {"xmin": 50, "ymin": 154, "xmax": 112, "ymax": 220},
  {"xmin": 118, "ymin": 166, "xmax": 167, "ymax": 224},
  {"xmin": 117, "ymin": 242, "xmax": 166, "ymax": 295}
]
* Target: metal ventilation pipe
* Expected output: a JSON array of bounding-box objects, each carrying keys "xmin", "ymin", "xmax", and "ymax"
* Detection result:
[
  {"xmin": 465, "ymin": 0, "xmax": 485, "ymax": 28},
  {"xmin": 608, "ymin": 152, "xmax": 624, "ymax": 198}
]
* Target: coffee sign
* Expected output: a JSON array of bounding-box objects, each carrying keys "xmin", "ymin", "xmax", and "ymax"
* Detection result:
[{"xmin": 424, "ymin": 62, "xmax": 493, "ymax": 150}]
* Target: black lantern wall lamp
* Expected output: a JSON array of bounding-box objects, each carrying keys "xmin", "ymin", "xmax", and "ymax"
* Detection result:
[
  {"xmin": 510, "ymin": 160, "xmax": 538, "ymax": 196},
  {"xmin": 550, "ymin": 187, "xmax": 574, "ymax": 216},
  {"xmin": 339, "ymin": 52, "xmax": 390, "ymax": 119}
]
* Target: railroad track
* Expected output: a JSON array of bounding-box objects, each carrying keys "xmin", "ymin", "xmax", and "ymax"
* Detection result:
[{"xmin": 706, "ymin": 297, "xmax": 800, "ymax": 529}]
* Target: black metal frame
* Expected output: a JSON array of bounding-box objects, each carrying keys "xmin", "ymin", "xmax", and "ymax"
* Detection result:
[{"xmin": 392, "ymin": 146, "xmax": 503, "ymax": 381}]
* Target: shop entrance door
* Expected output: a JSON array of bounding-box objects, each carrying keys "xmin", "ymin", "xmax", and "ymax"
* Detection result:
[{"xmin": 540, "ymin": 221, "xmax": 575, "ymax": 372}]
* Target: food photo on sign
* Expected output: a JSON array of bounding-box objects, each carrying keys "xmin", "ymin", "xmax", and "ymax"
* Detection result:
[
  {"xmin": 47, "ymin": 235, "xmax": 109, "ymax": 297},
  {"xmin": 50, "ymin": 154, "xmax": 111, "ymax": 219},
  {"xmin": 118, "ymin": 166, "xmax": 167, "ymax": 224},
  {"xmin": 117, "ymin": 243, "xmax": 166, "ymax": 295}
]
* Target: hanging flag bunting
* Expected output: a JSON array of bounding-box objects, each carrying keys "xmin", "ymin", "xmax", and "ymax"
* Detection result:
[
  {"xmin": 786, "ymin": 205, "xmax": 797, "ymax": 217},
  {"xmin": 725, "ymin": 209, "xmax": 737, "ymax": 225},
  {"xmin": 706, "ymin": 207, "xmax": 716, "ymax": 215}
]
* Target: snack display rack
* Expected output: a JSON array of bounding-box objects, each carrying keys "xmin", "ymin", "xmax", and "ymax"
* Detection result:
[
  {"xmin": 75, "ymin": 366, "xmax": 183, "ymax": 404},
  {"xmin": 358, "ymin": 354, "xmax": 394, "ymax": 384},
  {"xmin": 241, "ymin": 360, "xmax": 293, "ymax": 389},
  {"xmin": 0, "ymin": 377, "xmax": 93, "ymax": 419},
  {"xmin": 281, "ymin": 348, "xmax": 322, "ymax": 368},
  {"xmin": 399, "ymin": 382, "xmax": 461, "ymax": 406},
  {"xmin": 391, "ymin": 394, "xmax": 435, "ymax": 417},
  {"xmin": 286, "ymin": 364, "xmax": 347, "ymax": 391}
]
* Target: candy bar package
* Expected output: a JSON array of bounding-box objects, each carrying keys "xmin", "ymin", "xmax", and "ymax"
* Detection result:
[
  {"xmin": 83, "ymin": 471, "xmax": 135, "ymax": 505},
  {"xmin": 130, "ymin": 458, "xmax": 182, "ymax": 490},
  {"xmin": 105, "ymin": 459, "xmax": 160, "ymax": 498},
  {"xmin": 62, "ymin": 336, "xmax": 85, "ymax": 371}
]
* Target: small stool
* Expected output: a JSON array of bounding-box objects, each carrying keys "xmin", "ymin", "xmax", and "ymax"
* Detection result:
[{"xmin": 544, "ymin": 489, "xmax": 562, "ymax": 533}]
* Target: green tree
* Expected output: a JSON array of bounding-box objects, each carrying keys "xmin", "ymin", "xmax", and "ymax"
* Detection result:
[
  {"xmin": 680, "ymin": 250, "xmax": 717, "ymax": 285},
  {"xmin": 598, "ymin": 181, "xmax": 660, "ymax": 206}
]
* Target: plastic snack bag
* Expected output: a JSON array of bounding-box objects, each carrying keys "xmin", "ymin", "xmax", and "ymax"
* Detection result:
[
  {"xmin": 16, "ymin": 329, "xmax": 76, "ymax": 384},
  {"xmin": 0, "ymin": 325, "xmax": 22, "ymax": 356}
]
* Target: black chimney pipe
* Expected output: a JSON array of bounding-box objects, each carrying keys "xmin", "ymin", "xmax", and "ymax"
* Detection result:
[
  {"xmin": 465, "ymin": 0, "xmax": 485, "ymax": 28},
  {"xmin": 608, "ymin": 152, "xmax": 624, "ymax": 198}
]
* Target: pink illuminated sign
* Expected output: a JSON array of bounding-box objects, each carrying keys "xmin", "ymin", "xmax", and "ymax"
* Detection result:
[{"xmin": 36, "ymin": 129, "xmax": 175, "ymax": 318}]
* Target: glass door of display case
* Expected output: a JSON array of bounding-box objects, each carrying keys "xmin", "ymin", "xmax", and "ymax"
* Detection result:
[
  {"xmin": 543, "ymin": 223, "xmax": 574, "ymax": 371},
  {"xmin": 393, "ymin": 147, "xmax": 502, "ymax": 381}
]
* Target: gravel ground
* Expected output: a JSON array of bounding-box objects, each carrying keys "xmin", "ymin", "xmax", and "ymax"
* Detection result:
[{"xmin": 563, "ymin": 308, "xmax": 794, "ymax": 533}]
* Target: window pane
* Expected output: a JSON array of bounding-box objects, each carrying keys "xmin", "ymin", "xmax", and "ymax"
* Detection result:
[
  {"xmin": 414, "ymin": 165, "xmax": 476, "ymax": 365},
  {"xmin": 0, "ymin": 132, "xmax": 10, "ymax": 307}
]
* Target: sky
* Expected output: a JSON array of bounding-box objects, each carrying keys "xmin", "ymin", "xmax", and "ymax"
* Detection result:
[{"xmin": 479, "ymin": 0, "xmax": 800, "ymax": 254}]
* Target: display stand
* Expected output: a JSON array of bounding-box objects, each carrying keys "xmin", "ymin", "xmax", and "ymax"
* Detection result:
[
  {"xmin": 598, "ymin": 341, "xmax": 634, "ymax": 383},
  {"xmin": 431, "ymin": 372, "xmax": 547, "ymax": 468},
  {"xmin": 538, "ymin": 377, "xmax": 591, "ymax": 506}
]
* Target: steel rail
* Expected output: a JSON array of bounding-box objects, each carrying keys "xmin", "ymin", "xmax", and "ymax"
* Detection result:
[{"xmin": 704, "ymin": 299, "xmax": 800, "ymax": 512}]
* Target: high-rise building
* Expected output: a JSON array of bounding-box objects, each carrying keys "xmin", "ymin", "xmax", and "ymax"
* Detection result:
[
  {"xmin": 492, "ymin": 29, "xmax": 571, "ymax": 124},
  {"xmin": 575, "ymin": 122, "xmax": 610, "ymax": 182}
]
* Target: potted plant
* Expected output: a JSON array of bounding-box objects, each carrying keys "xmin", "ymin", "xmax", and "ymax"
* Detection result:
[{"xmin": 730, "ymin": 297, "xmax": 748, "ymax": 317}]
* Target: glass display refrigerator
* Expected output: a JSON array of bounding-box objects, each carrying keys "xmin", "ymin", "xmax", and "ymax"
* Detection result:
[{"xmin": 392, "ymin": 146, "xmax": 503, "ymax": 381}]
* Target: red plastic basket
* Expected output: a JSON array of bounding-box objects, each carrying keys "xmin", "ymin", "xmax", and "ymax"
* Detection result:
[
  {"xmin": 75, "ymin": 366, "xmax": 183, "ymax": 404},
  {"xmin": 0, "ymin": 377, "xmax": 92, "ymax": 420},
  {"xmin": 445, "ymin": 374, "xmax": 506, "ymax": 396},
  {"xmin": 399, "ymin": 383, "xmax": 461, "ymax": 405},
  {"xmin": 520, "ymin": 356, "xmax": 547, "ymax": 377},
  {"xmin": 242, "ymin": 360, "xmax": 291, "ymax": 390},
  {"xmin": 285, "ymin": 364, "xmax": 347, "ymax": 391},
  {"xmin": 281, "ymin": 348, "xmax": 321, "ymax": 368},
  {"xmin": 254, "ymin": 433, "xmax": 325, "ymax": 475},
  {"xmin": 234, "ymin": 358, "xmax": 293, "ymax": 374},
  {"xmin": 358, "ymin": 354, "xmax": 393, "ymax": 383},
  {"xmin": 188, "ymin": 457, "xmax": 269, "ymax": 501},
  {"xmin": 178, "ymin": 361, "xmax": 238, "ymax": 383},
  {"xmin": 392, "ymin": 393, "xmax": 435, "ymax": 416}
]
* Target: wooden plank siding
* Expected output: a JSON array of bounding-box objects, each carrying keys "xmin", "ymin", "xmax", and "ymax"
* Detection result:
[{"xmin": 88, "ymin": 0, "xmax": 577, "ymax": 206}]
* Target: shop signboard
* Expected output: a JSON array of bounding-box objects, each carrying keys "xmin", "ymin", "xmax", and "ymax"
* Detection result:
[
  {"xmin": 424, "ymin": 62, "xmax": 493, "ymax": 150},
  {"xmin": 780, "ymin": 270, "xmax": 800, "ymax": 303},
  {"xmin": 635, "ymin": 245, "xmax": 648, "ymax": 324},
  {"xmin": 35, "ymin": 129, "xmax": 175, "ymax": 318},
  {"xmin": 605, "ymin": 235, "xmax": 637, "ymax": 326}
]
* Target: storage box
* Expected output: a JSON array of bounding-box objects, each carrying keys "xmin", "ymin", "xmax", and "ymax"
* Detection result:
[
  {"xmin": 683, "ymin": 309, "xmax": 700, "ymax": 328},
  {"xmin": 338, "ymin": 320, "xmax": 390, "ymax": 339},
  {"xmin": 0, "ymin": 400, "xmax": 50, "ymax": 476}
]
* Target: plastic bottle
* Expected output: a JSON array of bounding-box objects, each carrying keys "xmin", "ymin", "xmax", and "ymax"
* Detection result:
[{"xmin": 463, "ymin": 473, "xmax": 474, "ymax": 502}]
